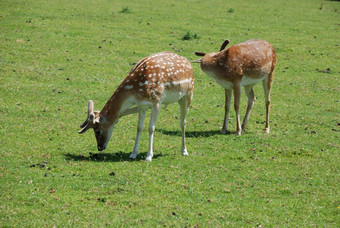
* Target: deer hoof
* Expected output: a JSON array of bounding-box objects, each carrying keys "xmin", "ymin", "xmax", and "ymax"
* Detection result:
[
  {"xmin": 182, "ymin": 149, "xmax": 189, "ymax": 156},
  {"xmin": 145, "ymin": 156, "xmax": 152, "ymax": 162},
  {"xmin": 129, "ymin": 153, "xmax": 138, "ymax": 159},
  {"xmin": 220, "ymin": 129, "xmax": 228, "ymax": 134},
  {"xmin": 241, "ymin": 125, "xmax": 246, "ymax": 132}
]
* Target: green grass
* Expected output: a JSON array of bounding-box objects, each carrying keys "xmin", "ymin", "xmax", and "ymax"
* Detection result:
[
  {"xmin": 181, "ymin": 31, "xmax": 200, "ymax": 40},
  {"xmin": 1, "ymin": 0, "xmax": 339, "ymax": 226}
]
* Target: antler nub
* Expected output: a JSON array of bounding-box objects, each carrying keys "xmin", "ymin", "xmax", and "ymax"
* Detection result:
[
  {"xmin": 88, "ymin": 100, "xmax": 94, "ymax": 115},
  {"xmin": 219, "ymin": 39, "xmax": 230, "ymax": 51}
]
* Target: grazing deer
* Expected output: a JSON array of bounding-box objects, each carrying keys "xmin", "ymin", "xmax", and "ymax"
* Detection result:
[
  {"xmin": 78, "ymin": 52, "xmax": 194, "ymax": 161},
  {"xmin": 195, "ymin": 39, "xmax": 277, "ymax": 135}
]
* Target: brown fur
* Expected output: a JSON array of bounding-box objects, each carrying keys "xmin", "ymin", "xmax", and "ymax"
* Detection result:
[
  {"xmin": 196, "ymin": 39, "xmax": 277, "ymax": 135},
  {"xmin": 100, "ymin": 52, "xmax": 194, "ymax": 122},
  {"xmin": 79, "ymin": 52, "xmax": 194, "ymax": 161}
]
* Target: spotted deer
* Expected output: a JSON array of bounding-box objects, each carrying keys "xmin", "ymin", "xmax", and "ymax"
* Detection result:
[
  {"xmin": 195, "ymin": 39, "xmax": 277, "ymax": 135},
  {"xmin": 79, "ymin": 52, "xmax": 194, "ymax": 161}
]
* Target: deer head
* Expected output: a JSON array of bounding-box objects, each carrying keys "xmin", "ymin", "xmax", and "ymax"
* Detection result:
[
  {"xmin": 78, "ymin": 100, "xmax": 113, "ymax": 151},
  {"xmin": 194, "ymin": 39, "xmax": 230, "ymax": 59}
]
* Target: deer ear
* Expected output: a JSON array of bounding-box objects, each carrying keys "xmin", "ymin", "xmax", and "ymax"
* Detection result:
[
  {"xmin": 80, "ymin": 119, "xmax": 88, "ymax": 128},
  {"xmin": 195, "ymin": 51, "xmax": 206, "ymax": 56},
  {"xmin": 78, "ymin": 125, "xmax": 90, "ymax": 134},
  {"xmin": 220, "ymin": 39, "xmax": 230, "ymax": 51}
]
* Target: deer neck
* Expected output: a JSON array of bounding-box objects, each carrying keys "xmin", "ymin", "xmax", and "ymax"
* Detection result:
[
  {"xmin": 201, "ymin": 61, "xmax": 226, "ymax": 81},
  {"xmin": 100, "ymin": 89, "xmax": 135, "ymax": 124}
]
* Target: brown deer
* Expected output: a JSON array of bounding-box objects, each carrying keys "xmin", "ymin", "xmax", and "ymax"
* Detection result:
[
  {"xmin": 195, "ymin": 39, "xmax": 277, "ymax": 135},
  {"xmin": 79, "ymin": 52, "xmax": 194, "ymax": 161}
]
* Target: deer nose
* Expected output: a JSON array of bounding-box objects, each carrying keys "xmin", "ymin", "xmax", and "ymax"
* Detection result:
[{"xmin": 97, "ymin": 144, "xmax": 107, "ymax": 151}]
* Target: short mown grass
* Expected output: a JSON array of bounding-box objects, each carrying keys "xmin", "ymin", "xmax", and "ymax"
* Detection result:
[{"xmin": 1, "ymin": 0, "xmax": 339, "ymax": 226}]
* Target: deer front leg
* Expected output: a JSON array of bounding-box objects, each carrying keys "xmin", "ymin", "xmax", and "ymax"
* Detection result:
[
  {"xmin": 221, "ymin": 89, "xmax": 232, "ymax": 134},
  {"xmin": 146, "ymin": 103, "xmax": 160, "ymax": 162},
  {"xmin": 129, "ymin": 107, "xmax": 147, "ymax": 159},
  {"xmin": 233, "ymin": 83, "xmax": 242, "ymax": 135},
  {"xmin": 242, "ymin": 86, "xmax": 255, "ymax": 132}
]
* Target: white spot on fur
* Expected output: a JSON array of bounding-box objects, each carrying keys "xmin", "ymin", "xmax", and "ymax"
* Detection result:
[{"xmin": 124, "ymin": 85, "xmax": 133, "ymax": 90}]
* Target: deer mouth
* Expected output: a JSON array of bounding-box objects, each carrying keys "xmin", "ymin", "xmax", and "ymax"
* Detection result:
[{"xmin": 97, "ymin": 145, "xmax": 106, "ymax": 151}]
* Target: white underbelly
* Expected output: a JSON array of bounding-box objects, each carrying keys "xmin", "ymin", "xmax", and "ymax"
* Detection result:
[
  {"xmin": 213, "ymin": 75, "xmax": 265, "ymax": 89},
  {"xmin": 161, "ymin": 90, "xmax": 186, "ymax": 104},
  {"xmin": 215, "ymin": 78, "xmax": 233, "ymax": 89},
  {"xmin": 241, "ymin": 76, "xmax": 265, "ymax": 86}
]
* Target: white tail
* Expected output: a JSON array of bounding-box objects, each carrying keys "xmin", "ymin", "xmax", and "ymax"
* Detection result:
[
  {"xmin": 79, "ymin": 52, "xmax": 194, "ymax": 161},
  {"xmin": 195, "ymin": 39, "xmax": 277, "ymax": 135}
]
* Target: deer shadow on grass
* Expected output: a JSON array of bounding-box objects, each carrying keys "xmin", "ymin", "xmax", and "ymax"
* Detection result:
[
  {"xmin": 156, "ymin": 129, "xmax": 226, "ymax": 137},
  {"xmin": 64, "ymin": 151, "xmax": 165, "ymax": 163},
  {"xmin": 65, "ymin": 129, "xmax": 224, "ymax": 162}
]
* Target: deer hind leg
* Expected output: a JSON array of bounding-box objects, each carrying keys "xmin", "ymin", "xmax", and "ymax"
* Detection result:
[
  {"xmin": 178, "ymin": 94, "xmax": 192, "ymax": 156},
  {"xmin": 129, "ymin": 107, "xmax": 147, "ymax": 159},
  {"xmin": 145, "ymin": 103, "xmax": 161, "ymax": 162},
  {"xmin": 262, "ymin": 77, "xmax": 272, "ymax": 134},
  {"xmin": 241, "ymin": 85, "xmax": 255, "ymax": 132},
  {"xmin": 233, "ymin": 83, "xmax": 242, "ymax": 135},
  {"xmin": 221, "ymin": 89, "xmax": 232, "ymax": 134}
]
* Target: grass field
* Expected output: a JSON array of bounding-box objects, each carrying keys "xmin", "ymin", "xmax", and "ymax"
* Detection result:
[{"xmin": 1, "ymin": 0, "xmax": 339, "ymax": 226}]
